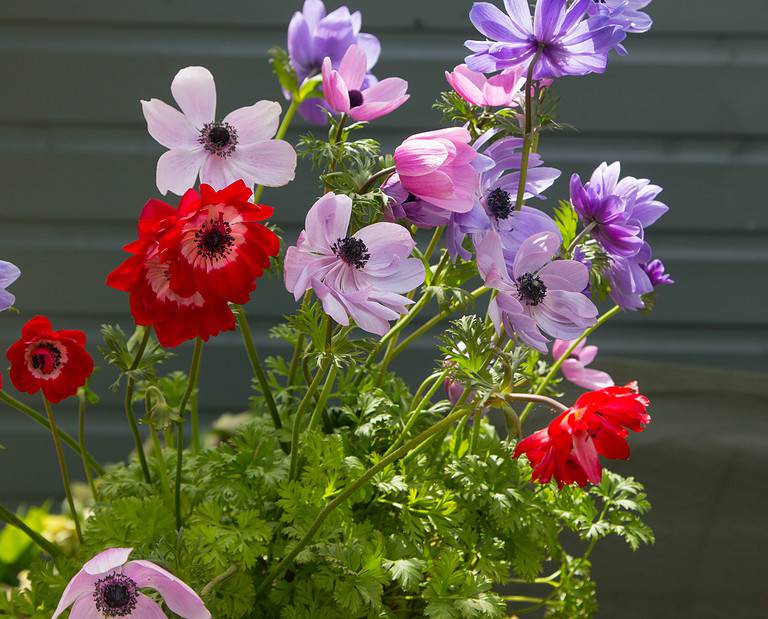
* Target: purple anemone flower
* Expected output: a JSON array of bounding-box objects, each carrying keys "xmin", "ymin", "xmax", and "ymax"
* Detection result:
[
  {"xmin": 605, "ymin": 242, "xmax": 653, "ymax": 310},
  {"xmin": 284, "ymin": 192, "xmax": 425, "ymax": 336},
  {"xmin": 570, "ymin": 161, "xmax": 668, "ymax": 258},
  {"xmin": 53, "ymin": 547, "xmax": 210, "ymax": 619},
  {"xmin": 287, "ymin": 0, "xmax": 381, "ymax": 124},
  {"xmin": 465, "ymin": 0, "xmax": 626, "ymax": 78},
  {"xmin": 588, "ymin": 0, "xmax": 653, "ymax": 36},
  {"xmin": 641, "ymin": 258, "xmax": 673, "ymax": 287},
  {"xmin": 552, "ymin": 337, "xmax": 614, "ymax": 390},
  {"xmin": 0, "ymin": 260, "xmax": 21, "ymax": 311},
  {"xmin": 477, "ymin": 230, "xmax": 598, "ymax": 352}
]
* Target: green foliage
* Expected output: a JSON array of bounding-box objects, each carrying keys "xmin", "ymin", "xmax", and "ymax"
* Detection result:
[{"xmin": 555, "ymin": 200, "xmax": 580, "ymax": 251}]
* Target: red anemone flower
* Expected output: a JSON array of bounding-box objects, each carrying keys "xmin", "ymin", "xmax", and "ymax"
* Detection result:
[
  {"xmin": 7, "ymin": 316, "xmax": 94, "ymax": 403},
  {"xmin": 107, "ymin": 197, "xmax": 236, "ymax": 348},
  {"xmin": 160, "ymin": 181, "xmax": 280, "ymax": 305},
  {"xmin": 514, "ymin": 383, "xmax": 651, "ymax": 488}
]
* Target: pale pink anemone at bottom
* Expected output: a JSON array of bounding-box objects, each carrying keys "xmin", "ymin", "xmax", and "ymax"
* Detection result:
[
  {"xmin": 141, "ymin": 66, "xmax": 297, "ymax": 196},
  {"xmin": 284, "ymin": 192, "xmax": 425, "ymax": 336},
  {"xmin": 53, "ymin": 547, "xmax": 211, "ymax": 619},
  {"xmin": 552, "ymin": 338, "xmax": 615, "ymax": 391},
  {"xmin": 444, "ymin": 63, "xmax": 524, "ymax": 108},
  {"xmin": 393, "ymin": 127, "xmax": 480, "ymax": 214},
  {"xmin": 476, "ymin": 230, "xmax": 598, "ymax": 352},
  {"xmin": 322, "ymin": 45, "xmax": 410, "ymax": 122}
]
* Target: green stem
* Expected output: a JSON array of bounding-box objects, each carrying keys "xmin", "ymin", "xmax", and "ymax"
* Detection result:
[
  {"xmin": 287, "ymin": 294, "xmax": 312, "ymax": 387},
  {"xmin": 201, "ymin": 564, "xmax": 239, "ymax": 597},
  {"xmin": 421, "ymin": 227, "xmax": 444, "ymax": 267},
  {"xmin": 469, "ymin": 409, "xmax": 483, "ymax": 453},
  {"xmin": 124, "ymin": 327, "xmax": 152, "ymax": 484},
  {"xmin": 234, "ymin": 305, "xmax": 282, "ymax": 432},
  {"xmin": 0, "ymin": 504, "xmax": 63, "ymax": 561},
  {"xmin": 149, "ymin": 426, "xmax": 172, "ymax": 504},
  {"xmin": 514, "ymin": 45, "xmax": 544, "ymax": 212},
  {"xmin": 175, "ymin": 338, "xmax": 204, "ymax": 530},
  {"xmin": 519, "ymin": 305, "xmax": 622, "ymax": 424},
  {"xmin": 358, "ymin": 165, "xmax": 396, "ymax": 194},
  {"xmin": 307, "ymin": 363, "xmax": 337, "ymax": 432},
  {"xmin": 253, "ymin": 98, "xmax": 299, "ymax": 203},
  {"xmin": 43, "ymin": 397, "xmax": 82, "ymax": 544},
  {"xmin": 289, "ymin": 358, "xmax": 331, "ymax": 480},
  {"xmin": 565, "ymin": 221, "xmax": 597, "ymax": 256},
  {"xmin": 77, "ymin": 393, "xmax": 97, "ymax": 501}
]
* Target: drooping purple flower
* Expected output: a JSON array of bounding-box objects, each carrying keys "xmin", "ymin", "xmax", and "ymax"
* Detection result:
[
  {"xmin": 570, "ymin": 161, "xmax": 668, "ymax": 258},
  {"xmin": 552, "ymin": 337, "xmax": 614, "ymax": 390},
  {"xmin": 0, "ymin": 260, "xmax": 21, "ymax": 311},
  {"xmin": 284, "ymin": 192, "xmax": 425, "ymax": 336},
  {"xmin": 606, "ymin": 243, "xmax": 653, "ymax": 310},
  {"xmin": 588, "ymin": 0, "xmax": 653, "ymax": 35},
  {"xmin": 641, "ymin": 258, "xmax": 673, "ymax": 287},
  {"xmin": 477, "ymin": 230, "xmax": 598, "ymax": 351},
  {"xmin": 287, "ymin": 0, "xmax": 381, "ymax": 124},
  {"xmin": 465, "ymin": 0, "xmax": 626, "ymax": 79},
  {"xmin": 53, "ymin": 547, "xmax": 210, "ymax": 619}
]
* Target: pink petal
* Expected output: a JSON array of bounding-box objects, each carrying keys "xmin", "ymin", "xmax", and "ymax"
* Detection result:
[
  {"xmin": 198, "ymin": 153, "xmax": 241, "ymax": 190},
  {"xmin": 84, "ymin": 548, "xmax": 133, "ymax": 575},
  {"xmin": 354, "ymin": 222, "xmax": 414, "ymax": 263},
  {"xmin": 68, "ymin": 596, "xmax": 102, "ymax": 619},
  {"xmin": 562, "ymin": 359, "xmax": 614, "ymax": 390},
  {"xmin": 539, "ymin": 259, "xmax": 589, "ymax": 293},
  {"xmin": 339, "ymin": 44, "xmax": 368, "ymax": 90},
  {"xmin": 350, "ymin": 94, "xmax": 409, "ymax": 122},
  {"xmin": 223, "ymin": 101, "xmax": 280, "ymax": 145},
  {"xmin": 512, "ymin": 231, "xmax": 560, "ymax": 277},
  {"xmin": 123, "ymin": 560, "xmax": 211, "ymax": 619},
  {"xmin": 576, "ymin": 344, "xmax": 598, "ymax": 366},
  {"xmin": 445, "ymin": 65, "xmax": 485, "ymax": 106},
  {"xmin": 483, "ymin": 71, "xmax": 521, "ymax": 106},
  {"xmin": 322, "ymin": 57, "xmax": 351, "ymax": 114},
  {"xmin": 130, "ymin": 594, "xmax": 169, "ymax": 619},
  {"xmin": 364, "ymin": 257, "xmax": 425, "ymax": 293},
  {"xmin": 231, "ymin": 140, "xmax": 297, "ymax": 188},
  {"xmin": 171, "ymin": 66, "xmax": 216, "ymax": 128},
  {"xmin": 305, "ymin": 192, "xmax": 352, "ymax": 248},
  {"xmin": 52, "ymin": 569, "xmax": 98, "ymax": 619},
  {"xmin": 551, "ymin": 339, "xmax": 569, "ymax": 360},
  {"xmin": 141, "ymin": 99, "xmax": 199, "ymax": 149},
  {"xmin": 394, "ymin": 140, "xmax": 450, "ymax": 177},
  {"xmin": 476, "ymin": 230, "xmax": 509, "ymax": 283},
  {"xmin": 156, "ymin": 148, "xmax": 206, "ymax": 196}
]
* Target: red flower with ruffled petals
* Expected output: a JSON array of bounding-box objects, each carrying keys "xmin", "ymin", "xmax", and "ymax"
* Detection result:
[
  {"xmin": 107, "ymin": 197, "xmax": 235, "ymax": 348},
  {"xmin": 514, "ymin": 383, "xmax": 651, "ymax": 489},
  {"xmin": 160, "ymin": 181, "xmax": 280, "ymax": 305},
  {"xmin": 7, "ymin": 316, "xmax": 94, "ymax": 403}
]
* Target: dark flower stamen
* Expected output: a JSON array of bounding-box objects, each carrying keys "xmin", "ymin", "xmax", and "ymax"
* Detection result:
[
  {"xmin": 516, "ymin": 272, "xmax": 547, "ymax": 306},
  {"xmin": 332, "ymin": 236, "xmax": 370, "ymax": 270},
  {"xmin": 93, "ymin": 573, "xmax": 138, "ymax": 617},
  {"xmin": 29, "ymin": 342, "xmax": 62, "ymax": 375},
  {"xmin": 195, "ymin": 214, "xmax": 235, "ymax": 260},
  {"xmin": 199, "ymin": 121, "xmax": 238, "ymax": 157},
  {"xmin": 486, "ymin": 187, "xmax": 513, "ymax": 220},
  {"xmin": 348, "ymin": 89, "xmax": 364, "ymax": 108}
]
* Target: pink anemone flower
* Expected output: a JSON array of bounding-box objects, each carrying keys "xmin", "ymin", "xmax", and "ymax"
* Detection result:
[
  {"xmin": 393, "ymin": 127, "xmax": 480, "ymax": 213},
  {"xmin": 477, "ymin": 230, "xmax": 598, "ymax": 352},
  {"xmin": 53, "ymin": 547, "xmax": 211, "ymax": 619},
  {"xmin": 553, "ymin": 338, "xmax": 615, "ymax": 390},
  {"xmin": 322, "ymin": 45, "xmax": 409, "ymax": 121},
  {"xmin": 444, "ymin": 64, "xmax": 524, "ymax": 108},
  {"xmin": 284, "ymin": 192, "xmax": 425, "ymax": 336},
  {"xmin": 141, "ymin": 66, "xmax": 297, "ymax": 195}
]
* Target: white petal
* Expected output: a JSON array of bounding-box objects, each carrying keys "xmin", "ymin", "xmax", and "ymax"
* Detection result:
[
  {"xmin": 231, "ymin": 140, "xmax": 297, "ymax": 187},
  {"xmin": 141, "ymin": 98, "xmax": 199, "ymax": 148},
  {"xmin": 199, "ymin": 154, "xmax": 243, "ymax": 190},
  {"xmin": 156, "ymin": 148, "xmax": 206, "ymax": 195},
  {"xmin": 223, "ymin": 101, "xmax": 281, "ymax": 145},
  {"xmin": 171, "ymin": 66, "xmax": 216, "ymax": 128}
]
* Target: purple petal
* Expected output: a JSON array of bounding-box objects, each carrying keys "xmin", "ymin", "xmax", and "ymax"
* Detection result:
[
  {"xmin": 0, "ymin": 260, "xmax": 21, "ymax": 289},
  {"xmin": 123, "ymin": 560, "xmax": 211, "ymax": 619},
  {"xmin": 305, "ymin": 192, "xmax": 352, "ymax": 249},
  {"xmin": 131, "ymin": 594, "xmax": 169, "ymax": 619},
  {"xmin": 52, "ymin": 569, "xmax": 98, "ymax": 619},
  {"xmin": 69, "ymin": 595, "xmax": 102, "ymax": 619},
  {"xmin": 470, "ymin": 2, "xmax": 532, "ymax": 42},
  {"xmin": 512, "ymin": 231, "xmax": 561, "ymax": 277}
]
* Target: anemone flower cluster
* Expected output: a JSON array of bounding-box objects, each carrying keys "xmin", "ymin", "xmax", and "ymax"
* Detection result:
[
  {"xmin": 514, "ymin": 382, "xmax": 650, "ymax": 487},
  {"xmin": 284, "ymin": 192, "xmax": 425, "ymax": 336},
  {"xmin": 108, "ymin": 180, "xmax": 279, "ymax": 347},
  {"xmin": 142, "ymin": 66, "xmax": 297, "ymax": 196}
]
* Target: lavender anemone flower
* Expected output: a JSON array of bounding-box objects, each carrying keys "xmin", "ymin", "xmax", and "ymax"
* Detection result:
[
  {"xmin": 477, "ymin": 230, "xmax": 598, "ymax": 351},
  {"xmin": 570, "ymin": 161, "xmax": 668, "ymax": 258},
  {"xmin": 322, "ymin": 45, "xmax": 409, "ymax": 121},
  {"xmin": 465, "ymin": 0, "xmax": 626, "ymax": 78},
  {"xmin": 53, "ymin": 547, "xmax": 210, "ymax": 619},
  {"xmin": 606, "ymin": 242, "xmax": 653, "ymax": 310},
  {"xmin": 588, "ymin": 0, "xmax": 653, "ymax": 35},
  {"xmin": 284, "ymin": 192, "xmax": 425, "ymax": 336},
  {"xmin": 642, "ymin": 258, "xmax": 673, "ymax": 287},
  {"xmin": 141, "ymin": 66, "xmax": 297, "ymax": 195},
  {"xmin": 0, "ymin": 260, "xmax": 21, "ymax": 311},
  {"xmin": 553, "ymin": 337, "xmax": 614, "ymax": 390},
  {"xmin": 288, "ymin": 0, "xmax": 381, "ymax": 124}
]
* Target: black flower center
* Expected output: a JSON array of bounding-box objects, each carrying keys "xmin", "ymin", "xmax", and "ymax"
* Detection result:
[
  {"xmin": 404, "ymin": 192, "xmax": 419, "ymax": 204},
  {"xmin": 516, "ymin": 272, "xmax": 547, "ymax": 306},
  {"xmin": 94, "ymin": 574, "xmax": 138, "ymax": 617},
  {"xmin": 195, "ymin": 214, "xmax": 235, "ymax": 260},
  {"xmin": 331, "ymin": 236, "xmax": 370, "ymax": 269},
  {"xmin": 30, "ymin": 342, "xmax": 62, "ymax": 375},
  {"xmin": 348, "ymin": 89, "xmax": 364, "ymax": 108},
  {"xmin": 199, "ymin": 121, "xmax": 238, "ymax": 157},
  {"xmin": 487, "ymin": 188, "xmax": 513, "ymax": 220}
]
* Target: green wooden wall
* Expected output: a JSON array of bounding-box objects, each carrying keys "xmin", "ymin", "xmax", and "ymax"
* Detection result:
[{"xmin": 0, "ymin": 2, "xmax": 766, "ymax": 617}]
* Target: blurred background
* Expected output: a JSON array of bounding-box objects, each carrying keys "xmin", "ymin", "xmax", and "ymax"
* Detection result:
[{"xmin": 0, "ymin": 1, "xmax": 766, "ymax": 617}]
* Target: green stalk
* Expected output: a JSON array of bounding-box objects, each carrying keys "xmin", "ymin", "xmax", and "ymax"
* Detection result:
[
  {"xmin": 358, "ymin": 165, "xmax": 396, "ymax": 194},
  {"xmin": 124, "ymin": 327, "xmax": 152, "ymax": 483},
  {"xmin": 0, "ymin": 504, "xmax": 63, "ymax": 562},
  {"xmin": 175, "ymin": 338, "xmax": 204, "ymax": 530},
  {"xmin": 0, "ymin": 391, "xmax": 103, "ymax": 475},
  {"xmin": 514, "ymin": 45, "xmax": 544, "ymax": 212},
  {"xmin": 519, "ymin": 305, "xmax": 622, "ymax": 424},
  {"xmin": 43, "ymin": 397, "xmax": 82, "ymax": 544},
  {"xmin": 286, "ymin": 293, "xmax": 312, "ymax": 387},
  {"xmin": 253, "ymin": 97, "xmax": 299, "ymax": 203},
  {"xmin": 77, "ymin": 393, "xmax": 97, "ymax": 501},
  {"xmin": 307, "ymin": 363, "xmax": 337, "ymax": 433}
]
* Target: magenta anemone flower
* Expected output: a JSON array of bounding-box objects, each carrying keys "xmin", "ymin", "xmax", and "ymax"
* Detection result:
[
  {"xmin": 393, "ymin": 128, "xmax": 480, "ymax": 214},
  {"xmin": 284, "ymin": 193, "xmax": 425, "ymax": 336},
  {"xmin": 53, "ymin": 547, "xmax": 210, "ymax": 619},
  {"xmin": 141, "ymin": 66, "xmax": 297, "ymax": 195},
  {"xmin": 322, "ymin": 45, "xmax": 409, "ymax": 121},
  {"xmin": 0, "ymin": 260, "xmax": 21, "ymax": 311},
  {"xmin": 444, "ymin": 64, "xmax": 524, "ymax": 108},
  {"xmin": 465, "ymin": 0, "xmax": 625, "ymax": 78},
  {"xmin": 477, "ymin": 230, "xmax": 598, "ymax": 351},
  {"xmin": 553, "ymin": 337, "xmax": 614, "ymax": 390}
]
